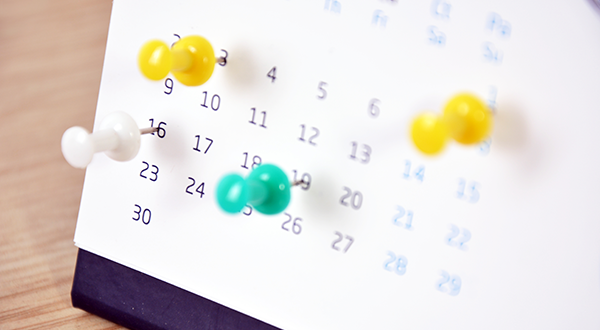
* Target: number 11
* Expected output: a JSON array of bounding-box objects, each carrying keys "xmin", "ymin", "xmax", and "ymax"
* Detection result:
[{"xmin": 249, "ymin": 108, "xmax": 267, "ymax": 128}]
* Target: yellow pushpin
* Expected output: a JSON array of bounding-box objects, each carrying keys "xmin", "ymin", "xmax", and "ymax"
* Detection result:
[
  {"xmin": 410, "ymin": 112, "xmax": 448, "ymax": 155},
  {"xmin": 443, "ymin": 93, "xmax": 493, "ymax": 145},
  {"xmin": 410, "ymin": 93, "xmax": 493, "ymax": 155},
  {"xmin": 138, "ymin": 35, "xmax": 220, "ymax": 86}
]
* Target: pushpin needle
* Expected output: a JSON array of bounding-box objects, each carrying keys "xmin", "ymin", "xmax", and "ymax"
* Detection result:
[
  {"xmin": 139, "ymin": 127, "xmax": 159, "ymax": 135},
  {"xmin": 292, "ymin": 179, "xmax": 308, "ymax": 187}
]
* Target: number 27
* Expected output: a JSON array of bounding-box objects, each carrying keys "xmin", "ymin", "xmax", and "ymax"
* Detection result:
[{"xmin": 332, "ymin": 231, "xmax": 354, "ymax": 253}]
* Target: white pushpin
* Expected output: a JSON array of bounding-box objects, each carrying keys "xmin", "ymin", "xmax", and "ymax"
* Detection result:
[{"xmin": 61, "ymin": 111, "xmax": 157, "ymax": 169}]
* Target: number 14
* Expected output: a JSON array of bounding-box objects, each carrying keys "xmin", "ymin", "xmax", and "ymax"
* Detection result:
[{"xmin": 403, "ymin": 160, "xmax": 424, "ymax": 182}]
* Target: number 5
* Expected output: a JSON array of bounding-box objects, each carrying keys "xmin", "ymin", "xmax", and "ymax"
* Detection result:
[{"xmin": 317, "ymin": 81, "xmax": 328, "ymax": 99}]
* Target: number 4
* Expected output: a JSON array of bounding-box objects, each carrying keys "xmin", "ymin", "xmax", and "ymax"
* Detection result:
[
  {"xmin": 196, "ymin": 182, "xmax": 205, "ymax": 197},
  {"xmin": 267, "ymin": 66, "xmax": 276, "ymax": 83}
]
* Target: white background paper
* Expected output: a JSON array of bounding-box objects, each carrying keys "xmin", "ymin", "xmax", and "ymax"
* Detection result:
[{"xmin": 75, "ymin": 0, "xmax": 600, "ymax": 329}]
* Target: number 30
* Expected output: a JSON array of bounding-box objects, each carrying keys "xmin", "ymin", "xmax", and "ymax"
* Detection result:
[{"xmin": 133, "ymin": 204, "xmax": 151, "ymax": 225}]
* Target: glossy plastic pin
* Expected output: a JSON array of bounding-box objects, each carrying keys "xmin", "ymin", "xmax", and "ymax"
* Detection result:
[
  {"xmin": 138, "ymin": 35, "xmax": 220, "ymax": 86},
  {"xmin": 411, "ymin": 112, "xmax": 448, "ymax": 155},
  {"xmin": 443, "ymin": 93, "xmax": 493, "ymax": 145},
  {"xmin": 216, "ymin": 164, "xmax": 291, "ymax": 215},
  {"xmin": 411, "ymin": 93, "xmax": 493, "ymax": 155},
  {"xmin": 61, "ymin": 112, "xmax": 156, "ymax": 169}
]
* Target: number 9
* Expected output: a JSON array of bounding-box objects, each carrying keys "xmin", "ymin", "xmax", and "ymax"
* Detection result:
[
  {"xmin": 448, "ymin": 275, "xmax": 461, "ymax": 296},
  {"xmin": 164, "ymin": 78, "xmax": 173, "ymax": 95}
]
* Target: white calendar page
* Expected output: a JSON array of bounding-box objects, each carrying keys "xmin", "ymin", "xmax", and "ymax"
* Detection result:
[{"xmin": 75, "ymin": 0, "xmax": 600, "ymax": 329}]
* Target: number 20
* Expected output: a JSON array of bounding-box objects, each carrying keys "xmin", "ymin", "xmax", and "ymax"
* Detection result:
[{"xmin": 340, "ymin": 187, "xmax": 362, "ymax": 210}]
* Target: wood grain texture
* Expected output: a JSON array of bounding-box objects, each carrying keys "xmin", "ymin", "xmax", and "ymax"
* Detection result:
[{"xmin": 0, "ymin": 1, "xmax": 124, "ymax": 328}]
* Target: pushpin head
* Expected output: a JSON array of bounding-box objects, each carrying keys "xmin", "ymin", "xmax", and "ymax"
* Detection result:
[
  {"xmin": 216, "ymin": 174, "xmax": 248, "ymax": 213},
  {"xmin": 410, "ymin": 112, "xmax": 448, "ymax": 155},
  {"xmin": 138, "ymin": 40, "xmax": 172, "ymax": 81},
  {"xmin": 171, "ymin": 35, "xmax": 216, "ymax": 86},
  {"xmin": 216, "ymin": 164, "xmax": 291, "ymax": 215},
  {"xmin": 61, "ymin": 126, "xmax": 95, "ymax": 169},
  {"xmin": 247, "ymin": 164, "xmax": 291, "ymax": 215},
  {"xmin": 443, "ymin": 93, "xmax": 493, "ymax": 145}
]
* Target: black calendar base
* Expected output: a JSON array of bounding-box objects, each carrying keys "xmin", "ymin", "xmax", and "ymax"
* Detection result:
[{"xmin": 71, "ymin": 249, "xmax": 279, "ymax": 330}]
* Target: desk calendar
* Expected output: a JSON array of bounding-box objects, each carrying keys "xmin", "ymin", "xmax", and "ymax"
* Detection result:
[{"xmin": 69, "ymin": 0, "xmax": 600, "ymax": 329}]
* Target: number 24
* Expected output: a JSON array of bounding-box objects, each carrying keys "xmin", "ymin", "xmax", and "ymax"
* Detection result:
[{"xmin": 186, "ymin": 177, "xmax": 205, "ymax": 198}]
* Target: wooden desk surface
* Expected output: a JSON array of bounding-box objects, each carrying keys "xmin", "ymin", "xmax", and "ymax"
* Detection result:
[{"xmin": 0, "ymin": 1, "xmax": 124, "ymax": 328}]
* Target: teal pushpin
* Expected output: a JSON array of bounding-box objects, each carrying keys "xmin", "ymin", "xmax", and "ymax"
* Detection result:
[{"xmin": 216, "ymin": 164, "xmax": 291, "ymax": 215}]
